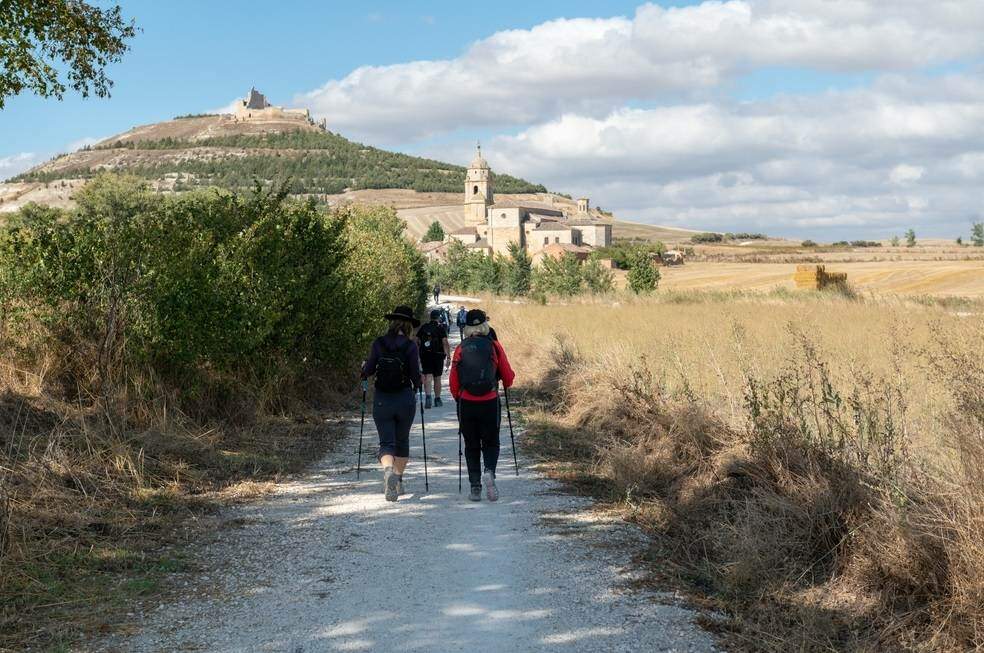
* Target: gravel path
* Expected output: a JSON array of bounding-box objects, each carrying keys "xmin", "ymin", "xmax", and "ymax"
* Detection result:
[{"xmin": 94, "ymin": 336, "xmax": 718, "ymax": 652}]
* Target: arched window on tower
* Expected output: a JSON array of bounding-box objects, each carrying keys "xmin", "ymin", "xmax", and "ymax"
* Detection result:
[{"xmin": 473, "ymin": 185, "xmax": 479, "ymax": 195}]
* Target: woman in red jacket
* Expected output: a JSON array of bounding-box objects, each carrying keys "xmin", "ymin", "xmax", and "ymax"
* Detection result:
[{"xmin": 449, "ymin": 309, "xmax": 515, "ymax": 502}]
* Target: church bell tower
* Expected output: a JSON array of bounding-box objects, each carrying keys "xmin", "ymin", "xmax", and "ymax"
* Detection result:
[{"xmin": 464, "ymin": 144, "xmax": 493, "ymax": 226}]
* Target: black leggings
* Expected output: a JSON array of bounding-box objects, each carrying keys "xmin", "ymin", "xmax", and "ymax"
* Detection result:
[{"xmin": 459, "ymin": 398, "xmax": 500, "ymax": 487}]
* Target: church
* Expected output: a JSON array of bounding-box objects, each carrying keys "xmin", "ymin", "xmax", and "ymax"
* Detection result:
[{"xmin": 446, "ymin": 146, "xmax": 612, "ymax": 262}]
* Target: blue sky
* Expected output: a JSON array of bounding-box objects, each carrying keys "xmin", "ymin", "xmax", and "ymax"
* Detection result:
[{"xmin": 3, "ymin": 1, "xmax": 984, "ymax": 239}]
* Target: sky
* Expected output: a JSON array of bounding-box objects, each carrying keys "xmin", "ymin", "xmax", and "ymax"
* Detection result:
[{"xmin": 3, "ymin": 0, "xmax": 984, "ymax": 239}]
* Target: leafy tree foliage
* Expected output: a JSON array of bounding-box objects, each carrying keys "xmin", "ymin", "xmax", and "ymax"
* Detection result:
[
  {"xmin": 627, "ymin": 253, "xmax": 660, "ymax": 294},
  {"xmin": 594, "ymin": 240, "xmax": 666, "ymax": 269},
  {"xmin": 581, "ymin": 258, "xmax": 615, "ymax": 294},
  {"xmin": 0, "ymin": 1, "xmax": 136, "ymax": 108},
  {"xmin": 19, "ymin": 130, "xmax": 548, "ymax": 195},
  {"xmin": 423, "ymin": 221, "xmax": 445, "ymax": 242},
  {"xmin": 905, "ymin": 229, "xmax": 917, "ymax": 247},
  {"xmin": 503, "ymin": 242, "xmax": 532, "ymax": 297},
  {"xmin": 533, "ymin": 254, "xmax": 584, "ymax": 297},
  {"xmin": 971, "ymin": 221, "xmax": 984, "ymax": 247},
  {"xmin": 0, "ymin": 174, "xmax": 426, "ymax": 399}
]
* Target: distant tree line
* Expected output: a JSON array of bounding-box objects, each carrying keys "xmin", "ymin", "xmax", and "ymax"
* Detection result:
[{"xmin": 19, "ymin": 130, "xmax": 548, "ymax": 195}]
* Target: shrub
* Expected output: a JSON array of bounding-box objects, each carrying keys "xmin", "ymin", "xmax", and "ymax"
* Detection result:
[
  {"xmin": 533, "ymin": 253, "xmax": 583, "ymax": 297},
  {"xmin": 594, "ymin": 240, "xmax": 665, "ymax": 269},
  {"xmin": 581, "ymin": 258, "xmax": 615, "ymax": 294},
  {"xmin": 971, "ymin": 221, "xmax": 984, "ymax": 247},
  {"xmin": 691, "ymin": 232, "xmax": 723, "ymax": 243},
  {"xmin": 906, "ymin": 228, "xmax": 917, "ymax": 247},
  {"xmin": 423, "ymin": 220, "xmax": 444, "ymax": 242},
  {"xmin": 627, "ymin": 253, "xmax": 660, "ymax": 294},
  {"xmin": 801, "ymin": 239, "xmax": 817, "ymax": 247}
]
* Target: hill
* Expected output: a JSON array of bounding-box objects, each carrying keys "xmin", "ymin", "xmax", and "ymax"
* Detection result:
[{"xmin": 3, "ymin": 113, "xmax": 546, "ymax": 201}]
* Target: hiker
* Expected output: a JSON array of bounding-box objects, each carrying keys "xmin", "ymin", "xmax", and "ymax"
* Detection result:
[
  {"xmin": 456, "ymin": 305, "xmax": 467, "ymax": 339},
  {"xmin": 361, "ymin": 305, "xmax": 423, "ymax": 502},
  {"xmin": 433, "ymin": 283, "xmax": 442, "ymax": 305},
  {"xmin": 417, "ymin": 309, "xmax": 451, "ymax": 408},
  {"xmin": 437, "ymin": 306, "xmax": 450, "ymax": 331},
  {"xmin": 450, "ymin": 309, "xmax": 515, "ymax": 502}
]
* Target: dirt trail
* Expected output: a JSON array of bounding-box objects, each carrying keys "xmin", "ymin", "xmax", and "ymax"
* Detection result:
[{"xmin": 94, "ymin": 330, "xmax": 717, "ymax": 653}]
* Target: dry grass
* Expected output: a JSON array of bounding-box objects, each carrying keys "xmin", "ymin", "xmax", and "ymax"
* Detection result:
[
  {"xmin": 492, "ymin": 292, "xmax": 984, "ymax": 651},
  {"xmin": 0, "ymin": 350, "xmax": 348, "ymax": 649}
]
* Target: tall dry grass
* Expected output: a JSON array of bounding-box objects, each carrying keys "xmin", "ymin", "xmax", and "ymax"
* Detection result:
[{"xmin": 492, "ymin": 292, "xmax": 983, "ymax": 651}]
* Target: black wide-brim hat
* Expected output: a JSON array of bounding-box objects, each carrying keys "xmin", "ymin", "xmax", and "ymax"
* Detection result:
[{"xmin": 384, "ymin": 305, "xmax": 420, "ymax": 327}]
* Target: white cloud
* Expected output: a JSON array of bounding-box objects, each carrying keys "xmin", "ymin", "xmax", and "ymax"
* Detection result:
[
  {"xmin": 485, "ymin": 76, "xmax": 984, "ymax": 236},
  {"xmin": 0, "ymin": 152, "xmax": 44, "ymax": 179},
  {"xmin": 297, "ymin": 1, "xmax": 984, "ymax": 142}
]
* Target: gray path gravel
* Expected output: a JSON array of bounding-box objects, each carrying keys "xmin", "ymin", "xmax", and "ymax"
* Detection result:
[{"xmin": 94, "ymin": 337, "xmax": 718, "ymax": 652}]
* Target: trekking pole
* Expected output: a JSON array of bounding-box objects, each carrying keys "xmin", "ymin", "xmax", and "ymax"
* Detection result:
[
  {"xmin": 357, "ymin": 380, "xmax": 367, "ymax": 479},
  {"xmin": 456, "ymin": 400, "xmax": 463, "ymax": 493},
  {"xmin": 504, "ymin": 386, "xmax": 519, "ymax": 476},
  {"xmin": 418, "ymin": 388, "xmax": 430, "ymax": 492}
]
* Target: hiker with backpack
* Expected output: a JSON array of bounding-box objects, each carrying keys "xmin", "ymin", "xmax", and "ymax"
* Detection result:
[
  {"xmin": 361, "ymin": 306, "xmax": 423, "ymax": 502},
  {"xmin": 456, "ymin": 306, "xmax": 467, "ymax": 339},
  {"xmin": 416, "ymin": 309, "xmax": 451, "ymax": 408},
  {"xmin": 449, "ymin": 309, "xmax": 515, "ymax": 502},
  {"xmin": 433, "ymin": 283, "xmax": 441, "ymax": 305}
]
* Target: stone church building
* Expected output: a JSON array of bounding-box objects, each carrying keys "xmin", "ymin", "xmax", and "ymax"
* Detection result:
[{"xmin": 448, "ymin": 146, "xmax": 611, "ymax": 260}]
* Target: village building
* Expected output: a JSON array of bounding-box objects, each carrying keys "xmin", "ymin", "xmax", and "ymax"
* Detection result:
[{"xmin": 458, "ymin": 146, "xmax": 611, "ymax": 262}]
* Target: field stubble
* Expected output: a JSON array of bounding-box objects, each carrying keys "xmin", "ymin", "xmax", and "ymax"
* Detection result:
[{"xmin": 494, "ymin": 293, "xmax": 983, "ymax": 651}]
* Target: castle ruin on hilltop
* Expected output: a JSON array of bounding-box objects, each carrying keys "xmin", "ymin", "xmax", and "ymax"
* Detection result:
[
  {"xmin": 232, "ymin": 87, "xmax": 327, "ymax": 130},
  {"xmin": 445, "ymin": 145, "xmax": 611, "ymax": 263}
]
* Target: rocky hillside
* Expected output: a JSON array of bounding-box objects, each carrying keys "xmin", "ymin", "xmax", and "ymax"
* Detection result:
[{"xmin": 1, "ymin": 113, "xmax": 546, "ymax": 208}]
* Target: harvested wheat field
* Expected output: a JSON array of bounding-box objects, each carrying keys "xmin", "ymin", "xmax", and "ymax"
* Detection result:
[
  {"xmin": 658, "ymin": 259, "xmax": 984, "ymax": 297},
  {"xmin": 490, "ymin": 294, "xmax": 984, "ymax": 652}
]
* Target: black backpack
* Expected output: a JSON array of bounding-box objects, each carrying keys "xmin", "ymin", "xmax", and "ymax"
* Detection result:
[
  {"xmin": 375, "ymin": 339, "xmax": 411, "ymax": 392},
  {"xmin": 457, "ymin": 336, "xmax": 497, "ymax": 395},
  {"xmin": 419, "ymin": 324, "xmax": 444, "ymax": 355}
]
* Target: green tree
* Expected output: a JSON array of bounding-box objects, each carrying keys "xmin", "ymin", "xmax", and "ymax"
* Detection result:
[
  {"xmin": 423, "ymin": 220, "xmax": 444, "ymax": 242},
  {"xmin": 504, "ymin": 242, "xmax": 532, "ymax": 296},
  {"xmin": 905, "ymin": 229, "xmax": 917, "ymax": 247},
  {"xmin": 889, "ymin": 235, "xmax": 900, "ymax": 247},
  {"xmin": 971, "ymin": 221, "xmax": 984, "ymax": 247},
  {"xmin": 533, "ymin": 253, "xmax": 583, "ymax": 297},
  {"xmin": 582, "ymin": 258, "xmax": 614, "ymax": 294},
  {"xmin": 627, "ymin": 253, "xmax": 660, "ymax": 294},
  {"xmin": 0, "ymin": 1, "xmax": 137, "ymax": 108}
]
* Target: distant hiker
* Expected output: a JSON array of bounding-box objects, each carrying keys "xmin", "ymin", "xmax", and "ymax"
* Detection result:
[
  {"xmin": 417, "ymin": 309, "xmax": 451, "ymax": 409},
  {"xmin": 437, "ymin": 306, "xmax": 450, "ymax": 331},
  {"xmin": 433, "ymin": 283, "xmax": 442, "ymax": 305},
  {"xmin": 450, "ymin": 309, "xmax": 515, "ymax": 502},
  {"xmin": 361, "ymin": 306, "xmax": 423, "ymax": 501},
  {"xmin": 456, "ymin": 305, "xmax": 467, "ymax": 339}
]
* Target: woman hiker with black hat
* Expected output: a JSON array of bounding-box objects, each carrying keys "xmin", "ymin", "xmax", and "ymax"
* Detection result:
[
  {"xmin": 449, "ymin": 309, "xmax": 515, "ymax": 502},
  {"xmin": 361, "ymin": 305, "xmax": 423, "ymax": 501}
]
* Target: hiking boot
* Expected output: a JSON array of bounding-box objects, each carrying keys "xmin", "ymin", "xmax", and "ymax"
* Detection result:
[
  {"xmin": 468, "ymin": 486, "xmax": 482, "ymax": 502},
  {"xmin": 433, "ymin": 396, "xmax": 443, "ymax": 408},
  {"xmin": 424, "ymin": 395, "xmax": 433, "ymax": 409},
  {"xmin": 384, "ymin": 467, "xmax": 399, "ymax": 502},
  {"xmin": 483, "ymin": 471, "xmax": 498, "ymax": 502}
]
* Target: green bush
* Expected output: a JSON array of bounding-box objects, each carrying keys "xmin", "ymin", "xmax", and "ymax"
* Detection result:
[
  {"xmin": 533, "ymin": 253, "xmax": 583, "ymax": 297},
  {"xmin": 423, "ymin": 220, "xmax": 444, "ymax": 242},
  {"xmin": 593, "ymin": 240, "xmax": 665, "ymax": 269},
  {"xmin": 691, "ymin": 232, "xmax": 723, "ymax": 243},
  {"xmin": 0, "ymin": 174, "xmax": 426, "ymax": 402},
  {"xmin": 627, "ymin": 253, "xmax": 660, "ymax": 294}
]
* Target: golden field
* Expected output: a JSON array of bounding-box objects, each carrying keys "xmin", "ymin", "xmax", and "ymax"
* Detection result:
[{"xmin": 491, "ymin": 292, "xmax": 983, "ymax": 652}]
